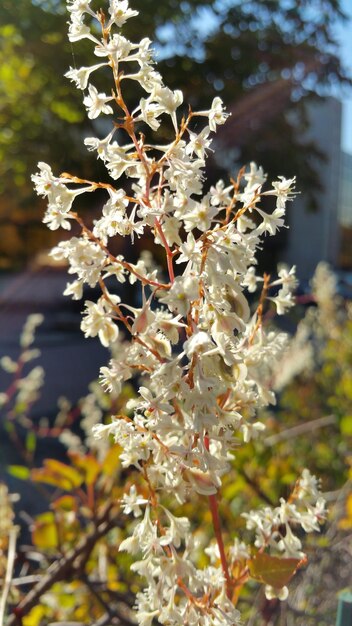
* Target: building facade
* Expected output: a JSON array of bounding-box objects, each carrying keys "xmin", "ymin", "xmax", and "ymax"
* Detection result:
[
  {"xmin": 339, "ymin": 151, "xmax": 352, "ymax": 227},
  {"xmin": 281, "ymin": 97, "xmax": 342, "ymax": 280}
]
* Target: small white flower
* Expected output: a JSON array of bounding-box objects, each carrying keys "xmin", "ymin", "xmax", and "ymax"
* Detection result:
[
  {"xmin": 228, "ymin": 538, "xmax": 250, "ymax": 564},
  {"xmin": 265, "ymin": 585, "xmax": 289, "ymax": 601},
  {"xmin": 121, "ymin": 485, "xmax": 148, "ymax": 517},
  {"xmin": 204, "ymin": 542, "xmax": 220, "ymax": 564},
  {"xmin": 68, "ymin": 14, "xmax": 99, "ymax": 44},
  {"xmin": 244, "ymin": 162, "xmax": 267, "ymax": 190},
  {"xmin": 208, "ymin": 96, "xmax": 229, "ymax": 131},
  {"xmin": 256, "ymin": 207, "xmax": 287, "ymax": 236},
  {"xmin": 296, "ymin": 469, "xmax": 321, "ymax": 502},
  {"xmin": 242, "ymin": 266, "xmax": 263, "ymax": 293},
  {"xmin": 183, "ymin": 330, "xmax": 214, "ymax": 358},
  {"xmin": 134, "ymin": 97, "xmax": 163, "ymax": 131},
  {"xmin": 107, "ymin": 0, "xmax": 139, "ymax": 27},
  {"xmin": 263, "ymin": 176, "xmax": 296, "ymax": 209},
  {"xmin": 67, "ymin": 0, "xmax": 94, "ymax": 19},
  {"xmin": 94, "ymin": 33, "xmax": 134, "ymax": 62},
  {"xmin": 186, "ymin": 126, "xmax": 212, "ymax": 159},
  {"xmin": 65, "ymin": 63, "xmax": 108, "ymax": 90},
  {"xmin": 81, "ymin": 299, "xmax": 119, "ymax": 347},
  {"xmin": 1, "ymin": 356, "xmax": 18, "ymax": 373},
  {"xmin": 158, "ymin": 273, "xmax": 200, "ymax": 316},
  {"xmin": 31, "ymin": 161, "xmax": 55, "ymax": 197},
  {"xmin": 63, "ymin": 279, "xmax": 84, "ymax": 301},
  {"xmin": 269, "ymin": 289, "xmax": 295, "ymax": 315},
  {"xmin": 83, "ymin": 84, "xmax": 114, "ymax": 119},
  {"xmin": 152, "ymin": 86, "xmax": 183, "ymax": 131},
  {"xmin": 209, "ymin": 179, "xmax": 233, "ymax": 206}
]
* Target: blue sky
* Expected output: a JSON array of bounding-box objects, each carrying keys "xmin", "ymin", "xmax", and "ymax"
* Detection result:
[
  {"xmin": 158, "ymin": 1, "xmax": 352, "ymax": 154},
  {"xmin": 337, "ymin": 0, "xmax": 352, "ymax": 153}
]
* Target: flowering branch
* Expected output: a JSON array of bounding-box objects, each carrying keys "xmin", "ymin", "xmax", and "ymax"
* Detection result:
[{"xmin": 30, "ymin": 1, "xmax": 326, "ymax": 623}]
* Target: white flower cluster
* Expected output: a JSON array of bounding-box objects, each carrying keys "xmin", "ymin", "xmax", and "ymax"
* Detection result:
[
  {"xmin": 271, "ymin": 261, "xmax": 341, "ymax": 390},
  {"xmin": 244, "ymin": 469, "xmax": 326, "ymax": 602},
  {"xmin": 243, "ymin": 469, "xmax": 326, "ymax": 560},
  {"xmin": 0, "ymin": 314, "xmax": 44, "ymax": 410},
  {"xmin": 32, "ymin": 2, "xmax": 325, "ymax": 624}
]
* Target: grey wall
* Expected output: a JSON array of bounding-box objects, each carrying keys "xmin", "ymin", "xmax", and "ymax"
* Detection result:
[{"xmin": 281, "ymin": 97, "xmax": 342, "ymax": 281}]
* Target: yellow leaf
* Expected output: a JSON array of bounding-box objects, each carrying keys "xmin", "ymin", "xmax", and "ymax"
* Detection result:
[
  {"xmin": 339, "ymin": 493, "xmax": 352, "ymax": 529},
  {"xmin": 340, "ymin": 416, "xmax": 352, "ymax": 436},
  {"xmin": 51, "ymin": 495, "xmax": 77, "ymax": 512},
  {"xmin": 23, "ymin": 606, "xmax": 47, "ymax": 626},
  {"xmin": 69, "ymin": 452, "xmax": 101, "ymax": 485},
  {"xmin": 32, "ymin": 512, "xmax": 58, "ymax": 549},
  {"xmin": 31, "ymin": 459, "xmax": 83, "ymax": 490},
  {"xmin": 101, "ymin": 444, "xmax": 121, "ymax": 478}
]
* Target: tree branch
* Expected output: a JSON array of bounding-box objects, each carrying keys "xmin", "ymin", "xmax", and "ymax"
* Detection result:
[
  {"xmin": 7, "ymin": 503, "xmax": 122, "ymax": 625},
  {"xmin": 264, "ymin": 414, "xmax": 336, "ymax": 447}
]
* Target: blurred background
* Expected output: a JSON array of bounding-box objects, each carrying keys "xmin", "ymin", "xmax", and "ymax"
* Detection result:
[
  {"xmin": 0, "ymin": 0, "xmax": 351, "ymax": 406},
  {"xmin": 1, "ymin": 5, "xmax": 352, "ymax": 621},
  {"xmin": 0, "ymin": 0, "xmax": 351, "ymax": 270}
]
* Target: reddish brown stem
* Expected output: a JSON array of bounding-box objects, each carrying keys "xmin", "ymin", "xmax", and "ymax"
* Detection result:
[
  {"xmin": 204, "ymin": 435, "xmax": 232, "ymax": 597},
  {"xmin": 208, "ymin": 494, "xmax": 232, "ymax": 598},
  {"xmin": 154, "ymin": 217, "xmax": 175, "ymax": 283}
]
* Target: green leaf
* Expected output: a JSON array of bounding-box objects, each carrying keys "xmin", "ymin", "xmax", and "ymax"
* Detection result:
[
  {"xmin": 50, "ymin": 100, "xmax": 83, "ymax": 123},
  {"xmin": 4, "ymin": 421, "xmax": 15, "ymax": 434},
  {"xmin": 7, "ymin": 465, "xmax": 30, "ymax": 480},
  {"xmin": 26, "ymin": 431, "xmax": 37, "ymax": 453}
]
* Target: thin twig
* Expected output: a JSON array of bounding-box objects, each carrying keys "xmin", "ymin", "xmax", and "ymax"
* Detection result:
[
  {"xmin": 91, "ymin": 613, "xmax": 115, "ymax": 626},
  {"xmin": 0, "ymin": 527, "xmax": 18, "ymax": 626},
  {"xmin": 6, "ymin": 503, "xmax": 121, "ymax": 626},
  {"xmin": 264, "ymin": 414, "xmax": 337, "ymax": 447},
  {"xmin": 82, "ymin": 576, "xmax": 116, "ymax": 619},
  {"xmin": 11, "ymin": 575, "xmax": 41, "ymax": 586},
  {"xmin": 237, "ymin": 468, "xmax": 276, "ymax": 506}
]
